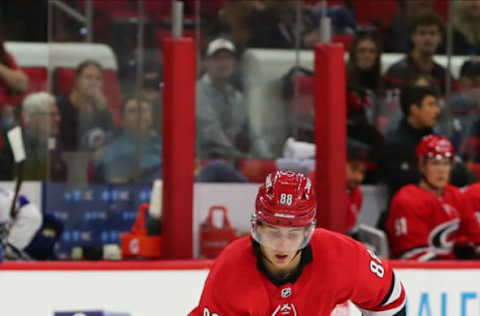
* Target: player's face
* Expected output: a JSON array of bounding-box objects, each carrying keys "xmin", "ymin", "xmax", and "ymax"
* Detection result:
[
  {"xmin": 257, "ymin": 224, "xmax": 307, "ymax": 266},
  {"xmin": 346, "ymin": 160, "xmax": 366, "ymax": 192},
  {"xmin": 421, "ymin": 157, "xmax": 451, "ymax": 188},
  {"xmin": 355, "ymin": 39, "xmax": 377, "ymax": 70},
  {"xmin": 412, "ymin": 95, "xmax": 439, "ymax": 128},
  {"xmin": 411, "ymin": 25, "xmax": 442, "ymax": 55}
]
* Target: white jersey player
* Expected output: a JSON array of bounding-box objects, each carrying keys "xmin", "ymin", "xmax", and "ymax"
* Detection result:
[{"xmin": 0, "ymin": 187, "xmax": 42, "ymax": 258}]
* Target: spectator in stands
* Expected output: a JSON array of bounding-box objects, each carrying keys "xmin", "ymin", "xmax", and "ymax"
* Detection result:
[
  {"xmin": 346, "ymin": 31, "xmax": 384, "ymax": 127},
  {"xmin": 248, "ymin": 0, "xmax": 322, "ymax": 49},
  {"xmin": 442, "ymin": 60, "xmax": 480, "ymax": 151},
  {"xmin": 384, "ymin": 0, "xmax": 435, "ymax": 53},
  {"xmin": 139, "ymin": 70, "xmax": 163, "ymax": 137},
  {"xmin": 21, "ymin": 92, "xmax": 66, "ymax": 181},
  {"xmin": 309, "ymin": 1, "xmax": 356, "ymax": 35},
  {"xmin": 383, "ymin": 10, "xmax": 452, "ymax": 94},
  {"xmin": 344, "ymin": 139, "xmax": 369, "ymax": 234},
  {"xmin": 307, "ymin": 138, "xmax": 369, "ymax": 234},
  {"xmin": 0, "ymin": 29, "xmax": 28, "ymax": 169},
  {"xmin": 213, "ymin": 0, "xmax": 265, "ymax": 50},
  {"xmin": 0, "ymin": 30, "xmax": 28, "ymax": 179},
  {"xmin": 380, "ymin": 85, "xmax": 439, "ymax": 199},
  {"xmin": 196, "ymin": 160, "xmax": 248, "ymax": 183},
  {"xmin": 385, "ymin": 135, "xmax": 480, "ymax": 260},
  {"xmin": 347, "ymin": 86, "xmax": 384, "ymax": 184},
  {"xmin": 0, "ymin": 30, "xmax": 28, "ymax": 111},
  {"xmin": 94, "ymin": 96, "xmax": 162, "ymax": 184},
  {"xmin": 382, "ymin": 72, "xmax": 440, "ymax": 135},
  {"xmin": 451, "ymin": 0, "xmax": 480, "ymax": 55},
  {"xmin": 347, "ymin": 31, "xmax": 383, "ymax": 96},
  {"xmin": 280, "ymin": 66, "xmax": 315, "ymax": 142},
  {"xmin": 57, "ymin": 60, "xmax": 115, "ymax": 152},
  {"xmin": 379, "ymin": 85, "xmax": 476, "ymax": 226},
  {"xmin": 196, "ymin": 38, "xmax": 271, "ymax": 160}
]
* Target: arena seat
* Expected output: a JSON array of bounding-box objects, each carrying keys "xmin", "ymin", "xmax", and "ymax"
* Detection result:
[
  {"xmin": 8, "ymin": 67, "xmax": 48, "ymax": 106},
  {"xmin": 353, "ymin": 0, "xmax": 398, "ymax": 30},
  {"xmin": 331, "ymin": 34, "xmax": 354, "ymax": 50},
  {"xmin": 237, "ymin": 159, "xmax": 277, "ymax": 183},
  {"xmin": 5, "ymin": 42, "xmax": 121, "ymax": 123}
]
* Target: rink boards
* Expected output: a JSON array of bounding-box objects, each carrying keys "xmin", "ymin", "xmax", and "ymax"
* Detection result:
[{"xmin": 1, "ymin": 261, "xmax": 480, "ymax": 316}]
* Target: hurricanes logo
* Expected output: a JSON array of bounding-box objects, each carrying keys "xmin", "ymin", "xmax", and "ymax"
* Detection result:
[
  {"xmin": 272, "ymin": 303, "xmax": 297, "ymax": 316},
  {"xmin": 281, "ymin": 287, "xmax": 292, "ymax": 298},
  {"xmin": 429, "ymin": 219, "xmax": 460, "ymax": 253}
]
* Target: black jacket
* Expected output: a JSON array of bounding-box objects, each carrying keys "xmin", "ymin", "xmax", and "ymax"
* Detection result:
[{"xmin": 380, "ymin": 118, "xmax": 432, "ymax": 198}]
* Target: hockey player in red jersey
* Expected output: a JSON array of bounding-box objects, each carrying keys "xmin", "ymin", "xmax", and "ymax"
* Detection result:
[
  {"xmin": 463, "ymin": 182, "xmax": 480, "ymax": 227},
  {"xmin": 385, "ymin": 135, "xmax": 480, "ymax": 260},
  {"xmin": 460, "ymin": 183, "xmax": 480, "ymax": 257},
  {"xmin": 190, "ymin": 170, "xmax": 406, "ymax": 316}
]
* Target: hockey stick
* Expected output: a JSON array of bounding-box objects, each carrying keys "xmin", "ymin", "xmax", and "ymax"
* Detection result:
[
  {"xmin": 7, "ymin": 126, "xmax": 26, "ymax": 218},
  {"xmin": 9, "ymin": 160, "xmax": 24, "ymax": 218}
]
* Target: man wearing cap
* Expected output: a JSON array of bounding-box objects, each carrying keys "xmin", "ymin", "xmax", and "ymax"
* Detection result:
[{"xmin": 196, "ymin": 38, "xmax": 271, "ymax": 160}]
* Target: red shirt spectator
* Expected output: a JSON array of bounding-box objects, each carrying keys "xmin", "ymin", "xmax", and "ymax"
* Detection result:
[
  {"xmin": 0, "ymin": 32, "xmax": 28, "ymax": 154},
  {"xmin": 0, "ymin": 53, "xmax": 26, "ymax": 107}
]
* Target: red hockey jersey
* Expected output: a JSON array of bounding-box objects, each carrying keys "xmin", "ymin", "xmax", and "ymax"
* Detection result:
[
  {"xmin": 189, "ymin": 229, "xmax": 405, "ymax": 316},
  {"xmin": 461, "ymin": 183, "xmax": 480, "ymax": 245},
  {"xmin": 463, "ymin": 183, "xmax": 480, "ymax": 226},
  {"xmin": 386, "ymin": 184, "xmax": 480, "ymax": 260},
  {"xmin": 346, "ymin": 187, "xmax": 363, "ymax": 232}
]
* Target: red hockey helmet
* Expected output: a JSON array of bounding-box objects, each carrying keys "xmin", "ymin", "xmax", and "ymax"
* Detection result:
[
  {"xmin": 254, "ymin": 170, "xmax": 316, "ymax": 227},
  {"xmin": 251, "ymin": 170, "xmax": 316, "ymax": 250},
  {"xmin": 416, "ymin": 135, "xmax": 454, "ymax": 161}
]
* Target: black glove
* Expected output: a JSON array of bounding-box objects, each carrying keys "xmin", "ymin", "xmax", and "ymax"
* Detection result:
[{"xmin": 454, "ymin": 244, "xmax": 480, "ymax": 260}]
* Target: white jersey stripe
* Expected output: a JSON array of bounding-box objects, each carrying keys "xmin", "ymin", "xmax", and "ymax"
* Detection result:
[{"xmin": 382, "ymin": 272, "xmax": 403, "ymax": 306}]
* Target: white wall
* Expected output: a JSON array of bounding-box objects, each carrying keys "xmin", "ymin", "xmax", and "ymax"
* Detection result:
[
  {"xmin": 0, "ymin": 268, "xmax": 208, "ymax": 316},
  {"xmin": 1, "ymin": 264, "xmax": 480, "ymax": 316}
]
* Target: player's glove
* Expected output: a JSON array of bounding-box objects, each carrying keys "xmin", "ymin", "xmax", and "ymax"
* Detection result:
[{"xmin": 454, "ymin": 243, "xmax": 480, "ymax": 260}]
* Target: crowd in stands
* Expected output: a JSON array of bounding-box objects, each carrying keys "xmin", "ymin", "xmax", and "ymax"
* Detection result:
[{"xmin": 1, "ymin": 0, "xmax": 480, "ymax": 260}]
